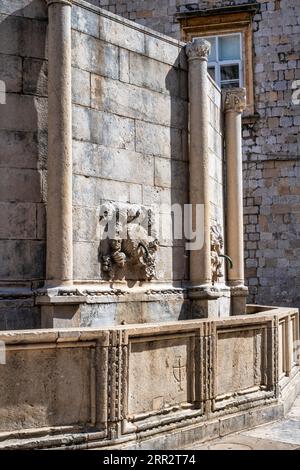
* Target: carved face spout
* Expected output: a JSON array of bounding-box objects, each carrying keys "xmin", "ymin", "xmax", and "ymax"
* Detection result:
[
  {"xmin": 110, "ymin": 238, "xmax": 122, "ymax": 252},
  {"xmin": 100, "ymin": 203, "xmax": 159, "ymax": 280}
]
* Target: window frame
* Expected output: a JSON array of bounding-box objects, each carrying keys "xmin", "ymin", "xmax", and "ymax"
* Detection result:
[{"xmin": 179, "ymin": 10, "xmax": 255, "ymax": 115}]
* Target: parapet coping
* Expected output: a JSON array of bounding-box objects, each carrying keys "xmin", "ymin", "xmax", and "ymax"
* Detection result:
[
  {"xmin": 74, "ymin": 0, "xmax": 186, "ymax": 49},
  {"xmin": 0, "ymin": 305, "xmax": 297, "ymax": 345}
]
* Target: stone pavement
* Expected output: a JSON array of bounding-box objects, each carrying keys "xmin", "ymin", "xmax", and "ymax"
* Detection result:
[{"xmin": 189, "ymin": 395, "xmax": 300, "ymax": 450}]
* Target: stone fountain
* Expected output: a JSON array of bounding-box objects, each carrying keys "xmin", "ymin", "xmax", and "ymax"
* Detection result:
[{"xmin": 0, "ymin": 0, "xmax": 299, "ymax": 449}]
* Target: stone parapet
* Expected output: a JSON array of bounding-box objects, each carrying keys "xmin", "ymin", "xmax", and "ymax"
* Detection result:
[{"xmin": 0, "ymin": 305, "xmax": 299, "ymax": 449}]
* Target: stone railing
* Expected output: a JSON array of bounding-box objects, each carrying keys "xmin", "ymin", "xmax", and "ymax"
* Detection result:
[{"xmin": 0, "ymin": 306, "xmax": 299, "ymax": 449}]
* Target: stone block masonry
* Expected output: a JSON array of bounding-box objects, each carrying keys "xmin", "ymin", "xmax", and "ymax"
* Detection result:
[
  {"xmin": 0, "ymin": 0, "xmax": 48, "ymax": 329},
  {"xmin": 244, "ymin": 159, "xmax": 300, "ymax": 308},
  {"xmin": 94, "ymin": 0, "xmax": 300, "ymax": 310},
  {"xmin": 71, "ymin": 2, "xmax": 190, "ymax": 285}
]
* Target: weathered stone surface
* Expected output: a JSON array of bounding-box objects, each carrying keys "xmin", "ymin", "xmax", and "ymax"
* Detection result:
[
  {"xmin": 71, "ymin": 30, "xmax": 119, "ymax": 79},
  {"xmin": 156, "ymin": 245, "xmax": 188, "ymax": 281},
  {"xmin": 36, "ymin": 203, "xmax": 46, "ymax": 240},
  {"xmin": 101, "ymin": 147, "xmax": 154, "ymax": 185},
  {"xmin": 90, "ymin": 74, "xmax": 187, "ymax": 128},
  {"xmin": 96, "ymin": 0, "xmax": 300, "ymax": 310},
  {"xmin": 0, "ymin": 94, "xmax": 47, "ymax": 132},
  {"xmin": 72, "ymin": 67, "xmax": 90, "ymax": 107},
  {"xmin": 23, "ymin": 58, "xmax": 47, "ymax": 97},
  {"xmin": 129, "ymin": 51, "xmax": 180, "ymax": 96},
  {"xmin": 0, "ymin": 240, "xmax": 45, "ymax": 279},
  {"xmin": 154, "ymin": 157, "xmax": 188, "ymax": 189},
  {"xmin": 0, "ymin": 308, "xmax": 297, "ymax": 448},
  {"xmin": 129, "ymin": 183, "xmax": 142, "ymax": 204},
  {"xmin": 73, "ymin": 242, "xmax": 100, "ymax": 279},
  {"xmin": 0, "ymin": 14, "xmax": 47, "ymax": 59},
  {"xmin": 142, "ymin": 185, "xmax": 187, "ymax": 208},
  {"xmin": 73, "ymin": 174, "xmax": 130, "ymax": 206},
  {"xmin": 79, "ymin": 300, "xmax": 189, "ymax": 327},
  {"xmin": 0, "ymin": 203, "xmax": 36, "ymax": 239},
  {"xmin": 0, "ymin": 168, "xmax": 42, "ymax": 202},
  {"xmin": 217, "ymin": 328, "xmax": 263, "ymax": 396},
  {"xmin": 136, "ymin": 121, "xmax": 182, "ymax": 160},
  {"xmin": 0, "ymin": 306, "xmax": 41, "ymax": 330},
  {"xmin": 99, "ymin": 14, "xmax": 145, "ymax": 54},
  {"xmin": 0, "ymin": 54, "xmax": 22, "ymax": 93},
  {"xmin": 72, "ymin": 4, "xmax": 100, "ymax": 38},
  {"xmin": 0, "ymin": 130, "xmax": 47, "ymax": 169},
  {"xmin": 72, "ymin": 140, "xmax": 101, "ymax": 177},
  {"xmin": 128, "ymin": 336, "xmax": 191, "ymax": 415},
  {"xmin": 0, "ymin": 0, "xmax": 47, "ymax": 19},
  {"xmin": 119, "ymin": 48, "xmax": 130, "ymax": 83},
  {"xmin": 145, "ymin": 34, "xmax": 181, "ymax": 67},
  {"xmin": 0, "ymin": 346, "xmax": 93, "ymax": 431},
  {"xmin": 73, "ymin": 205, "xmax": 99, "ymax": 243},
  {"xmin": 72, "ymin": 105, "xmax": 135, "ymax": 150}
]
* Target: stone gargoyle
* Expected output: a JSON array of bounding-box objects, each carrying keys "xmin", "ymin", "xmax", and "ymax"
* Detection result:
[{"xmin": 99, "ymin": 202, "xmax": 159, "ymax": 281}]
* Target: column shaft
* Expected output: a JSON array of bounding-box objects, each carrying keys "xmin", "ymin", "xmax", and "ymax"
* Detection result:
[
  {"xmin": 224, "ymin": 89, "xmax": 246, "ymax": 286},
  {"xmin": 186, "ymin": 39, "xmax": 211, "ymax": 287},
  {"xmin": 46, "ymin": 0, "xmax": 73, "ymax": 285}
]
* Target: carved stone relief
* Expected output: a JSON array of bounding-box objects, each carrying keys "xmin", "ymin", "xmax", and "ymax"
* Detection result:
[
  {"xmin": 99, "ymin": 202, "xmax": 159, "ymax": 281},
  {"xmin": 211, "ymin": 224, "xmax": 224, "ymax": 284}
]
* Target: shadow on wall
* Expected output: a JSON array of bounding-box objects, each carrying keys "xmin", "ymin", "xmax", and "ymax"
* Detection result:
[{"xmin": 0, "ymin": 0, "xmax": 48, "ymax": 329}]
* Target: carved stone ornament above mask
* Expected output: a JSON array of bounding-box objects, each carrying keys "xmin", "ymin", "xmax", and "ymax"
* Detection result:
[{"xmin": 211, "ymin": 224, "xmax": 224, "ymax": 284}]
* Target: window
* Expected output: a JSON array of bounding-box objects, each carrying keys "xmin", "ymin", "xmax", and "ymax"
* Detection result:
[
  {"xmin": 178, "ymin": 6, "xmax": 258, "ymax": 114},
  {"xmin": 205, "ymin": 34, "xmax": 243, "ymax": 90}
]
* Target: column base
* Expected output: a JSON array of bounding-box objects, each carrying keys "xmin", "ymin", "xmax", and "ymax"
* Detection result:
[
  {"xmin": 36, "ymin": 286, "xmax": 81, "ymax": 328},
  {"xmin": 229, "ymin": 285, "xmax": 249, "ymax": 315},
  {"xmin": 188, "ymin": 284, "xmax": 231, "ymax": 319}
]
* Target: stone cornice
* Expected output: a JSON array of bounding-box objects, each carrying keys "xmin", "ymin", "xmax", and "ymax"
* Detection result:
[
  {"xmin": 223, "ymin": 88, "xmax": 247, "ymax": 113},
  {"xmin": 186, "ymin": 38, "xmax": 211, "ymax": 61},
  {"xmin": 46, "ymin": 0, "xmax": 73, "ymax": 7}
]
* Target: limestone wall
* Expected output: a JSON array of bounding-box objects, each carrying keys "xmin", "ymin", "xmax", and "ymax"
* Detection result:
[
  {"xmin": 71, "ymin": 3, "xmax": 190, "ymax": 284},
  {"xmin": 94, "ymin": 0, "xmax": 300, "ymax": 311},
  {"xmin": 0, "ymin": 1, "xmax": 225, "ymax": 329},
  {"xmin": 0, "ymin": 0, "xmax": 48, "ymax": 329}
]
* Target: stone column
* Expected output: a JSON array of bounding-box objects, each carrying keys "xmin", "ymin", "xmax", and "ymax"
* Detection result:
[
  {"xmin": 46, "ymin": 0, "xmax": 73, "ymax": 287},
  {"xmin": 39, "ymin": 1, "xmax": 78, "ymax": 327},
  {"xmin": 186, "ymin": 38, "xmax": 211, "ymax": 289},
  {"xmin": 223, "ymin": 88, "xmax": 248, "ymax": 315},
  {"xmin": 186, "ymin": 38, "xmax": 227, "ymax": 319}
]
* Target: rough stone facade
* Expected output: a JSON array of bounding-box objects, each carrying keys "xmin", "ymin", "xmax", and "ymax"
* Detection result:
[{"xmin": 94, "ymin": 0, "xmax": 300, "ymax": 310}]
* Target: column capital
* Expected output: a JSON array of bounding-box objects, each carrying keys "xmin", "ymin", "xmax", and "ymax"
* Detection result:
[
  {"xmin": 223, "ymin": 88, "xmax": 246, "ymax": 113},
  {"xmin": 46, "ymin": 0, "xmax": 73, "ymax": 7},
  {"xmin": 186, "ymin": 38, "xmax": 211, "ymax": 62}
]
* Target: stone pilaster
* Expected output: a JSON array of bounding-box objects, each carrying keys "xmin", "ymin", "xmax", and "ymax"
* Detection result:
[
  {"xmin": 45, "ymin": 0, "xmax": 73, "ymax": 287},
  {"xmin": 223, "ymin": 88, "xmax": 248, "ymax": 315},
  {"xmin": 39, "ymin": 0, "xmax": 77, "ymax": 327}
]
